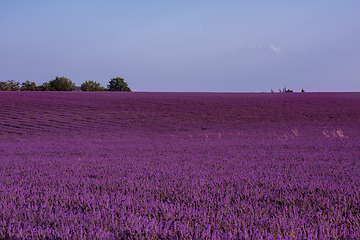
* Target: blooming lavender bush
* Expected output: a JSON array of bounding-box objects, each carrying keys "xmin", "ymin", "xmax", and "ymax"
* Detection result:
[{"xmin": 0, "ymin": 92, "xmax": 359, "ymax": 239}]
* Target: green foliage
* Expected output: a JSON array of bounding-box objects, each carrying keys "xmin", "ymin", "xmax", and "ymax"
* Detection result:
[
  {"xmin": 20, "ymin": 80, "xmax": 38, "ymax": 91},
  {"xmin": 0, "ymin": 81, "xmax": 10, "ymax": 91},
  {"xmin": 0, "ymin": 80, "xmax": 20, "ymax": 91},
  {"xmin": 301, "ymin": 88, "xmax": 305, "ymax": 92},
  {"xmin": 81, "ymin": 80, "xmax": 105, "ymax": 91},
  {"xmin": 8, "ymin": 80, "xmax": 20, "ymax": 91},
  {"xmin": 107, "ymin": 77, "xmax": 131, "ymax": 92},
  {"xmin": 2, "ymin": 76, "xmax": 133, "ymax": 92},
  {"xmin": 37, "ymin": 82, "xmax": 51, "ymax": 91},
  {"xmin": 48, "ymin": 76, "xmax": 77, "ymax": 91}
]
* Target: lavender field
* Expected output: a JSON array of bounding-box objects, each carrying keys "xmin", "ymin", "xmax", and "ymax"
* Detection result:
[{"xmin": 0, "ymin": 92, "xmax": 359, "ymax": 239}]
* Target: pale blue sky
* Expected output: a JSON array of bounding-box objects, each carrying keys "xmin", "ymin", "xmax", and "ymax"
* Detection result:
[{"xmin": 1, "ymin": 1, "xmax": 359, "ymax": 92}]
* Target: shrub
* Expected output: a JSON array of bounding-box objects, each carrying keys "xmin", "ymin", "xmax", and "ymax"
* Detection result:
[
  {"xmin": 38, "ymin": 82, "xmax": 51, "ymax": 91},
  {"xmin": 48, "ymin": 76, "xmax": 77, "ymax": 91},
  {"xmin": 8, "ymin": 80, "xmax": 20, "ymax": 91},
  {"xmin": 20, "ymin": 80, "xmax": 38, "ymax": 91},
  {"xmin": 0, "ymin": 80, "xmax": 20, "ymax": 91},
  {"xmin": 81, "ymin": 80, "xmax": 105, "ymax": 91},
  {"xmin": 0, "ymin": 81, "xmax": 10, "ymax": 91},
  {"xmin": 107, "ymin": 77, "xmax": 131, "ymax": 92}
]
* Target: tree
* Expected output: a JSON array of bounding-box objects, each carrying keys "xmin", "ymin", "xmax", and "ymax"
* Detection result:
[
  {"xmin": 107, "ymin": 77, "xmax": 131, "ymax": 92},
  {"xmin": 8, "ymin": 80, "xmax": 20, "ymax": 91},
  {"xmin": 20, "ymin": 80, "xmax": 38, "ymax": 91},
  {"xmin": 301, "ymin": 88, "xmax": 305, "ymax": 92},
  {"xmin": 0, "ymin": 81, "xmax": 10, "ymax": 91},
  {"xmin": 279, "ymin": 87, "xmax": 293, "ymax": 93},
  {"xmin": 48, "ymin": 76, "xmax": 77, "ymax": 91},
  {"xmin": 0, "ymin": 80, "xmax": 20, "ymax": 91},
  {"xmin": 37, "ymin": 82, "xmax": 51, "ymax": 91},
  {"xmin": 81, "ymin": 80, "xmax": 105, "ymax": 91}
]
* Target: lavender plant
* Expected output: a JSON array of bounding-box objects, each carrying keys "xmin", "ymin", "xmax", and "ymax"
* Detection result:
[{"xmin": 0, "ymin": 92, "xmax": 359, "ymax": 239}]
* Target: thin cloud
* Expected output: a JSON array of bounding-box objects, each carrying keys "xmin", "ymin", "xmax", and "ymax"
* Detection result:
[
  {"xmin": 270, "ymin": 45, "xmax": 281, "ymax": 53},
  {"xmin": 247, "ymin": 44, "xmax": 281, "ymax": 53},
  {"xmin": 197, "ymin": 25, "xmax": 206, "ymax": 35}
]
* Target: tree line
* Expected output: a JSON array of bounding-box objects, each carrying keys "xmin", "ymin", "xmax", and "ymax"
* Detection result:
[
  {"xmin": 269, "ymin": 87, "xmax": 305, "ymax": 93},
  {"xmin": 0, "ymin": 77, "xmax": 131, "ymax": 92}
]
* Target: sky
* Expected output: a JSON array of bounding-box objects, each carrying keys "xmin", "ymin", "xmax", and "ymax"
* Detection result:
[{"xmin": 1, "ymin": 1, "xmax": 359, "ymax": 92}]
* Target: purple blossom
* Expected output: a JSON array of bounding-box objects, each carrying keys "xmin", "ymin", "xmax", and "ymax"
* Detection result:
[{"xmin": 0, "ymin": 92, "xmax": 359, "ymax": 239}]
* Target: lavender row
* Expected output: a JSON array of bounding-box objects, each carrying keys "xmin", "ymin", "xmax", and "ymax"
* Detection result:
[
  {"xmin": 0, "ymin": 92, "xmax": 359, "ymax": 238},
  {"xmin": 1, "ymin": 92, "xmax": 359, "ymax": 136},
  {"xmin": 1, "ymin": 134, "xmax": 359, "ymax": 239}
]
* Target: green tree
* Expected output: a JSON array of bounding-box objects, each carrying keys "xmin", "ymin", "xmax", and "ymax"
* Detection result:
[
  {"xmin": 301, "ymin": 88, "xmax": 305, "ymax": 92},
  {"xmin": 48, "ymin": 76, "xmax": 77, "ymax": 91},
  {"xmin": 38, "ymin": 82, "xmax": 51, "ymax": 91},
  {"xmin": 20, "ymin": 80, "xmax": 38, "ymax": 91},
  {"xmin": 107, "ymin": 77, "xmax": 131, "ymax": 92},
  {"xmin": 0, "ymin": 81, "xmax": 10, "ymax": 91},
  {"xmin": 81, "ymin": 80, "xmax": 105, "ymax": 91},
  {"xmin": 0, "ymin": 80, "xmax": 20, "ymax": 91},
  {"xmin": 8, "ymin": 80, "xmax": 20, "ymax": 91}
]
